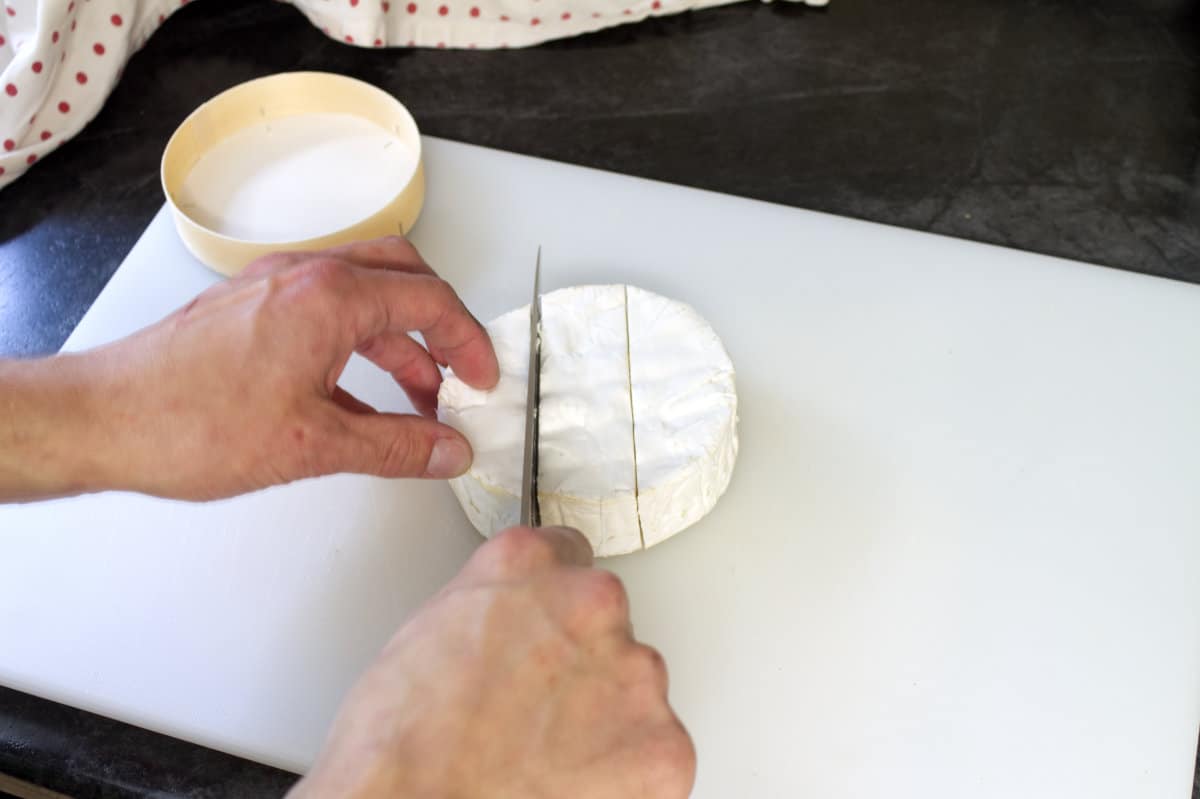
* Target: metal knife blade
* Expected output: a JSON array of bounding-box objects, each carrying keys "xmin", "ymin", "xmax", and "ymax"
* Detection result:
[{"xmin": 519, "ymin": 248, "xmax": 543, "ymax": 527}]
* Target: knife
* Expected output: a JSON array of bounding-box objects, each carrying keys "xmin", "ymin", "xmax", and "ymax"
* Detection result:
[{"xmin": 519, "ymin": 248, "xmax": 543, "ymax": 527}]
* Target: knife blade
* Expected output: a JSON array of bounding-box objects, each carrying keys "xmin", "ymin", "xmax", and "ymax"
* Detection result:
[{"xmin": 519, "ymin": 248, "xmax": 543, "ymax": 527}]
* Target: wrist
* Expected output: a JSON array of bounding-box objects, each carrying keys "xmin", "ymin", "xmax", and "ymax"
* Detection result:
[
  {"xmin": 287, "ymin": 720, "xmax": 442, "ymax": 799},
  {"xmin": 0, "ymin": 353, "xmax": 120, "ymax": 501}
]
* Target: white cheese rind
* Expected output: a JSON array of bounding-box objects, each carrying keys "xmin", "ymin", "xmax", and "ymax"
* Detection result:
[
  {"xmin": 438, "ymin": 283, "xmax": 738, "ymax": 557},
  {"xmin": 626, "ymin": 286, "xmax": 738, "ymax": 547},
  {"xmin": 536, "ymin": 285, "xmax": 640, "ymax": 555}
]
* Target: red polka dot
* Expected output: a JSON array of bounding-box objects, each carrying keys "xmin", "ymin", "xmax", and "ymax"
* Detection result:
[
  {"xmin": 469, "ymin": 5, "xmax": 478, "ymax": 15},
  {"xmin": 52, "ymin": 30, "xmax": 60, "ymax": 43},
  {"xmin": 382, "ymin": 1, "xmax": 389, "ymax": 10},
  {"xmin": 27, "ymin": 154, "xmax": 37, "ymax": 165},
  {"xmin": 76, "ymin": 71, "xmax": 88, "ymax": 84},
  {"xmin": 40, "ymin": 130, "xmax": 51, "ymax": 141},
  {"xmin": 0, "ymin": 167, "xmax": 5, "ymax": 176},
  {"xmin": 592, "ymin": 11, "xmax": 600, "ymax": 16},
  {"xmin": 5, "ymin": 7, "xmax": 14, "ymax": 16},
  {"xmin": 500, "ymin": 13, "xmax": 509, "ymax": 20},
  {"xmin": 70, "ymin": 19, "xmax": 77, "ymax": 30},
  {"xmin": 4, "ymin": 84, "xmax": 16, "ymax": 97},
  {"xmin": 158, "ymin": 13, "xmax": 165, "ymax": 22},
  {"xmin": 93, "ymin": 42, "xmax": 105, "ymax": 55},
  {"xmin": 406, "ymin": 2, "xmax": 416, "ymax": 12},
  {"xmin": 406, "ymin": 39, "xmax": 414, "ymax": 46},
  {"xmin": 0, "ymin": 34, "xmax": 5, "ymax": 46},
  {"xmin": 652, "ymin": 0, "xmax": 661, "ymax": 7},
  {"xmin": 344, "ymin": 34, "xmax": 354, "ymax": 43},
  {"xmin": 468, "ymin": 42, "xmax": 476, "ymax": 48},
  {"xmin": 58, "ymin": 101, "xmax": 70, "ymax": 113},
  {"xmin": 68, "ymin": 1, "xmax": 74, "ymax": 11},
  {"xmin": 622, "ymin": 7, "xmax": 631, "ymax": 13},
  {"xmin": 436, "ymin": 41, "xmax": 445, "ymax": 47},
  {"xmin": 32, "ymin": 61, "xmax": 42, "ymax": 73},
  {"xmin": 561, "ymin": 11, "xmax": 570, "ymax": 19},
  {"xmin": 530, "ymin": 16, "xmax": 540, "ymax": 24},
  {"xmin": 350, "ymin": 0, "xmax": 358, "ymax": 5},
  {"xmin": 2, "ymin": 140, "xmax": 12, "ymax": 151},
  {"xmin": 110, "ymin": 13, "xmax": 122, "ymax": 25},
  {"xmin": 438, "ymin": 4, "xmax": 448, "ymax": 14},
  {"xmin": 374, "ymin": 38, "xmax": 382, "ymax": 46}
]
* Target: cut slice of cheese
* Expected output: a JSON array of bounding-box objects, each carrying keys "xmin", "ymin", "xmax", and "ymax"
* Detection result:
[
  {"xmin": 438, "ymin": 284, "xmax": 737, "ymax": 557},
  {"xmin": 626, "ymin": 286, "xmax": 739, "ymax": 549},
  {"xmin": 438, "ymin": 285, "xmax": 639, "ymax": 553}
]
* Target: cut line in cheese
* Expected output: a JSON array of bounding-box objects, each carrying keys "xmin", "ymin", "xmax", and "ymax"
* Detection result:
[
  {"xmin": 622, "ymin": 285, "xmax": 646, "ymax": 551},
  {"xmin": 438, "ymin": 284, "xmax": 738, "ymax": 557}
]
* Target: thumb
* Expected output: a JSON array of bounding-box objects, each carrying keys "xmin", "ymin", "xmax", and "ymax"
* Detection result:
[{"xmin": 334, "ymin": 411, "xmax": 474, "ymax": 479}]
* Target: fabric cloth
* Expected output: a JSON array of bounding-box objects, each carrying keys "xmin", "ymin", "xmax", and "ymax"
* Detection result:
[{"xmin": 0, "ymin": 0, "xmax": 827, "ymax": 190}]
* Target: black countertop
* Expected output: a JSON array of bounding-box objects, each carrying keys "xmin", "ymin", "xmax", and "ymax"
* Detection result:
[{"xmin": 1, "ymin": 0, "xmax": 1198, "ymax": 795}]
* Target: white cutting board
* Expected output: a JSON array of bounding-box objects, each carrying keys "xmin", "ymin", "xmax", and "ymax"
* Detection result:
[{"xmin": 3, "ymin": 137, "xmax": 1200, "ymax": 799}]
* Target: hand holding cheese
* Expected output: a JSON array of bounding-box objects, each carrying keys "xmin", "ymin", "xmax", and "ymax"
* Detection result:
[
  {"xmin": 0, "ymin": 237, "xmax": 498, "ymax": 502},
  {"xmin": 290, "ymin": 525, "xmax": 696, "ymax": 799}
]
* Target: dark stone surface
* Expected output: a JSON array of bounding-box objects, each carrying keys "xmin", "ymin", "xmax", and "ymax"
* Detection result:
[
  {"xmin": 0, "ymin": 686, "xmax": 298, "ymax": 798},
  {"xmin": 1, "ymin": 0, "xmax": 1198, "ymax": 795},
  {"xmin": 2, "ymin": 0, "xmax": 1200, "ymax": 357}
]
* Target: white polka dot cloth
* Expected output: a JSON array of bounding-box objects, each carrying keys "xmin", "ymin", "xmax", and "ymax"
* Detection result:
[{"xmin": 0, "ymin": 0, "xmax": 827, "ymax": 190}]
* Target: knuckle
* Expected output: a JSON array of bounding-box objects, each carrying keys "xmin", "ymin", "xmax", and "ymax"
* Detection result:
[
  {"xmin": 638, "ymin": 722, "xmax": 697, "ymax": 797},
  {"xmin": 485, "ymin": 526, "xmax": 557, "ymax": 574},
  {"xmin": 368, "ymin": 235, "xmax": 420, "ymax": 266},
  {"xmin": 257, "ymin": 273, "xmax": 287, "ymax": 305},
  {"xmin": 376, "ymin": 429, "xmax": 423, "ymax": 476},
  {"xmin": 588, "ymin": 566, "xmax": 628, "ymax": 609},
  {"xmin": 661, "ymin": 724, "xmax": 698, "ymax": 794},
  {"xmin": 627, "ymin": 643, "xmax": 668, "ymax": 688},
  {"xmin": 582, "ymin": 569, "xmax": 629, "ymax": 619},
  {"xmin": 380, "ymin": 234, "xmax": 415, "ymax": 252},
  {"xmin": 421, "ymin": 275, "xmax": 457, "ymax": 306},
  {"xmin": 391, "ymin": 344, "xmax": 435, "ymax": 384},
  {"xmin": 260, "ymin": 268, "xmax": 288, "ymax": 293},
  {"xmin": 243, "ymin": 252, "xmax": 292, "ymax": 275},
  {"xmin": 293, "ymin": 258, "xmax": 353, "ymax": 298}
]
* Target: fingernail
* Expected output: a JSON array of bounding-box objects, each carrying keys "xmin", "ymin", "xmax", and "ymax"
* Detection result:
[{"xmin": 426, "ymin": 438, "xmax": 471, "ymax": 478}]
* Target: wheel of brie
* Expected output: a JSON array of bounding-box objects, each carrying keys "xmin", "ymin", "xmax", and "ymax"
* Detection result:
[{"xmin": 438, "ymin": 284, "xmax": 738, "ymax": 557}]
